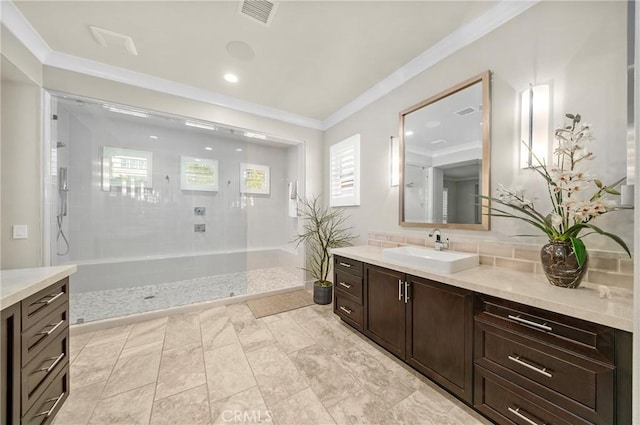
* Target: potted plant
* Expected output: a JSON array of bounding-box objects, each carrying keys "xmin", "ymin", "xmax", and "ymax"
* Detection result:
[{"xmin": 293, "ymin": 196, "xmax": 356, "ymax": 304}]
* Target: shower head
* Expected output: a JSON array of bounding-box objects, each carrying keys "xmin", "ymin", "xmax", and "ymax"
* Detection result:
[{"xmin": 56, "ymin": 142, "xmax": 66, "ymax": 148}]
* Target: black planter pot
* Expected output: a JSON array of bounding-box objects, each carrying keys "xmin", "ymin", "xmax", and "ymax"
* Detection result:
[{"xmin": 313, "ymin": 283, "xmax": 333, "ymax": 305}]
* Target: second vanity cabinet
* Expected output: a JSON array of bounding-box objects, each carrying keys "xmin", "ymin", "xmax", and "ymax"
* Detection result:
[
  {"xmin": 335, "ymin": 257, "xmax": 474, "ymax": 403},
  {"xmin": 332, "ymin": 254, "xmax": 632, "ymax": 425},
  {"xmin": 1, "ymin": 277, "xmax": 70, "ymax": 425}
]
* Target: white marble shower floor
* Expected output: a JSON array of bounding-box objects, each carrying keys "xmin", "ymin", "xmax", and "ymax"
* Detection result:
[{"xmin": 70, "ymin": 267, "xmax": 303, "ymax": 323}]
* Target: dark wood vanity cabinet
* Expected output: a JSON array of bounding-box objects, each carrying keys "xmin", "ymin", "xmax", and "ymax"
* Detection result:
[
  {"xmin": 333, "ymin": 254, "xmax": 632, "ymax": 425},
  {"xmin": 363, "ymin": 264, "xmax": 406, "ymax": 358},
  {"xmin": 334, "ymin": 258, "xmax": 474, "ymax": 403},
  {"xmin": 1, "ymin": 278, "xmax": 70, "ymax": 425},
  {"xmin": 405, "ymin": 275, "xmax": 473, "ymax": 403},
  {"xmin": 474, "ymin": 294, "xmax": 632, "ymax": 425},
  {"xmin": 333, "ymin": 256, "xmax": 364, "ymax": 331}
]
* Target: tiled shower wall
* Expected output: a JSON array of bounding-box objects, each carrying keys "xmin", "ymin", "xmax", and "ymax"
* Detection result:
[
  {"xmin": 368, "ymin": 232, "xmax": 634, "ymax": 291},
  {"xmin": 54, "ymin": 99, "xmax": 300, "ymax": 262}
]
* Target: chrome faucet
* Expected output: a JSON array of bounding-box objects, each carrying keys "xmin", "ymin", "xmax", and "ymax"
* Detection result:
[{"xmin": 428, "ymin": 228, "xmax": 449, "ymax": 251}]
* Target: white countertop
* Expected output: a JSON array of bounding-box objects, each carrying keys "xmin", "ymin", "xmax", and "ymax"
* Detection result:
[
  {"xmin": 0, "ymin": 265, "xmax": 77, "ymax": 310},
  {"xmin": 332, "ymin": 246, "xmax": 634, "ymax": 332}
]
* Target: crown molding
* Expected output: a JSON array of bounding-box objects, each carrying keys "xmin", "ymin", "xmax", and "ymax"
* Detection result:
[
  {"xmin": 1, "ymin": 0, "xmax": 51, "ymax": 62},
  {"xmin": 45, "ymin": 51, "xmax": 325, "ymax": 130},
  {"xmin": 2, "ymin": 0, "xmax": 537, "ymax": 132},
  {"xmin": 322, "ymin": 0, "xmax": 539, "ymax": 130}
]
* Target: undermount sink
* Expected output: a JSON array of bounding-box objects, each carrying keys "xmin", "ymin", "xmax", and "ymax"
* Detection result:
[{"xmin": 383, "ymin": 246, "xmax": 479, "ymax": 274}]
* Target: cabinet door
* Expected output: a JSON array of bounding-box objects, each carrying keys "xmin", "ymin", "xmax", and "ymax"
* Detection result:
[
  {"xmin": 406, "ymin": 275, "xmax": 473, "ymax": 403},
  {"xmin": 364, "ymin": 264, "xmax": 406, "ymax": 358}
]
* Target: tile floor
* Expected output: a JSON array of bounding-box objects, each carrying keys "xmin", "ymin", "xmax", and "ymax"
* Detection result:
[{"xmin": 54, "ymin": 301, "xmax": 492, "ymax": 425}]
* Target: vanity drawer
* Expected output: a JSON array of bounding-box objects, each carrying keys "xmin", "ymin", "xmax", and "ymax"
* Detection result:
[
  {"xmin": 475, "ymin": 295, "xmax": 615, "ymax": 363},
  {"xmin": 475, "ymin": 321, "xmax": 614, "ymax": 422},
  {"xmin": 21, "ymin": 331, "xmax": 69, "ymax": 415},
  {"xmin": 22, "ymin": 304, "xmax": 68, "ymax": 367},
  {"xmin": 334, "ymin": 294, "xmax": 363, "ymax": 331},
  {"xmin": 21, "ymin": 278, "xmax": 68, "ymax": 332},
  {"xmin": 474, "ymin": 366, "xmax": 593, "ymax": 425},
  {"xmin": 334, "ymin": 270, "xmax": 363, "ymax": 303},
  {"xmin": 334, "ymin": 256, "xmax": 363, "ymax": 277},
  {"xmin": 22, "ymin": 368, "xmax": 68, "ymax": 425}
]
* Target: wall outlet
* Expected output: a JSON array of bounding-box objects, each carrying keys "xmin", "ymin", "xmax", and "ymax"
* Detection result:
[
  {"xmin": 194, "ymin": 224, "xmax": 206, "ymax": 232},
  {"xmin": 13, "ymin": 225, "xmax": 28, "ymax": 239},
  {"xmin": 194, "ymin": 207, "xmax": 206, "ymax": 216}
]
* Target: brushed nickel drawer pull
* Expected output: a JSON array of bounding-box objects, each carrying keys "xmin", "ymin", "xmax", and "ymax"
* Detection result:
[
  {"xmin": 507, "ymin": 407, "xmax": 545, "ymax": 425},
  {"xmin": 38, "ymin": 319, "xmax": 65, "ymax": 336},
  {"xmin": 338, "ymin": 281, "xmax": 352, "ymax": 289},
  {"xmin": 398, "ymin": 280, "xmax": 403, "ymax": 301},
  {"xmin": 508, "ymin": 355, "xmax": 552, "ymax": 378},
  {"xmin": 35, "ymin": 291, "xmax": 65, "ymax": 305},
  {"xmin": 35, "ymin": 392, "xmax": 65, "ymax": 418},
  {"xmin": 37, "ymin": 353, "xmax": 65, "ymax": 374},
  {"xmin": 507, "ymin": 314, "xmax": 552, "ymax": 332},
  {"xmin": 404, "ymin": 281, "xmax": 409, "ymax": 304},
  {"xmin": 339, "ymin": 262, "xmax": 352, "ymax": 268},
  {"xmin": 339, "ymin": 306, "xmax": 352, "ymax": 315}
]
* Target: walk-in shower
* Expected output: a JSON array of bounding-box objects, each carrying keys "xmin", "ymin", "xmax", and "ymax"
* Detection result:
[{"xmin": 47, "ymin": 94, "xmax": 305, "ymax": 323}]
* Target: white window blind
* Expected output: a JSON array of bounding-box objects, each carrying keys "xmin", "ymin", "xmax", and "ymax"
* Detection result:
[{"xmin": 330, "ymin": 134, "xmax": 360, "ymax": 207}]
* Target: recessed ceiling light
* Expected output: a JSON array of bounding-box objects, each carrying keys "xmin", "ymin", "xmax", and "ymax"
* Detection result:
[
  {"xmin": 405, "ymin": 130, "xmax": 414, "ymax": 136},
  {"xmin": 205, "ymin": 146, "xmax": 213, "ymax": 151},
  {"xmin": 224, "ymin": 73, "xmax": 239, "ymax": 83},
  {"xmin": 149, "ymin": 135, "xmax": 158, "ymax": 139},
  {"xmin": 236, "ymin": 148, "xmax": 243, "ymax": 152}
]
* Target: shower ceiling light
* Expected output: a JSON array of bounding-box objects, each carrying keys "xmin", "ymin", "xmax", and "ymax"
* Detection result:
[
  {"xmin": 244, "ymin": 131, "xmax": 266, "ymax": 140},
  {"xmin": 103, "ymin": 104, "xmax": 148, "ymax": 118},
  {"xmin": 405, "ymin": 130, "xmax": 414, "ymax": 136},
  {"xmin": 149, "ymin": 135, "xmax": 158, "ymax": 139},
  {"xmin": 185, "ymin": 121, "xmax": 216, "ymax": 131},
  {"xmin": 205, "ymin": 146, "xmax": 213, "ymax": 151},
  {"xmin": 236, "ymin": 148, "xmax": 243, "ymax": 152}
]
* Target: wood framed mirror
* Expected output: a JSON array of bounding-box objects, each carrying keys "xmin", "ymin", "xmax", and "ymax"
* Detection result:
[{"xmin": 399, "ymin": 71, "xmax": 491, "ymax": 230}]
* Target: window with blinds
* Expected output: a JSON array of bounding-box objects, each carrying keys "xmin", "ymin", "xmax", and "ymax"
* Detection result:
[{"xmin": 329, "ymin": 134, "xmax": 360, "ymax": 207}]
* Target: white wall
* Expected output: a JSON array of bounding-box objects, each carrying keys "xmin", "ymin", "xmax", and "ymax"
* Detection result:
[
  {"xmin": 1, "ymin": 57, "xmax": 42, "ymax": 269},
  {"xmin": 324, "ymin": 1, "xmax": 632, "ymax": 253}
]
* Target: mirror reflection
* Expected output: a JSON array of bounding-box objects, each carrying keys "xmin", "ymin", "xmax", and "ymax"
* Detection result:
[{"xmin": 400, "ymin": 71, "xmax": 490, "ymax": 230}]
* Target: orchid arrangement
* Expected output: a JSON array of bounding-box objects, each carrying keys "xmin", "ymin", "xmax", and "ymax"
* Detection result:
[{"xmin": 482, "ymin": 113, "xmax": 631, "ymax": 266}]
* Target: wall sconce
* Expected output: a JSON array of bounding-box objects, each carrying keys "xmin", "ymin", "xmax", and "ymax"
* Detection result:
[
  {"xmin": 520, "ymin": 84, "xmax": 550, "ymax": 168},
  {"xmin": 390, "ymin": 136, "xmax": 400, "ymax": 186}
]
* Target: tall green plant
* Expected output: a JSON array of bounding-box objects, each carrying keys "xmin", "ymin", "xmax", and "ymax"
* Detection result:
[{"xmin": 293, "ymin": 197, "xmax": 356, "ymax": 285}]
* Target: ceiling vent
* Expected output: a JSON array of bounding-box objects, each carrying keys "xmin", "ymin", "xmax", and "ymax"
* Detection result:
[
  {"xmin": 90, "ymin": 25, "xmax": 138, "ymax": 56},
  {"xmin": 239, "ymin": 0, "xmax": 278, "ymax": 26},
  {"xmin": 454, "ymin": 106, "xmax": 477, "ymax": 117}
]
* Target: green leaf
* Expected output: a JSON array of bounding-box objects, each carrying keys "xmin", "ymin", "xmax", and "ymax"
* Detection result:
[
  {"xmin": 594, "ymin": 179, "xmax": 603, "ymax": 188},
  {"xmin": 575, "ymin": 114, "xmax": 581, "ymax": 122},
  {"xmin": 604, "ymin": 187, "xmax": 620, "ymax": 195},
  {"xmin": 565, "ymin": 113, "xmax": 575, "ymax": 119},
  {"xmin": 582, "ymin": 224, "xmax": 632, "ymax": 258},
  {"xmin": 569, "ymin": 237, "xmax": 587, "ymax": 267}
]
